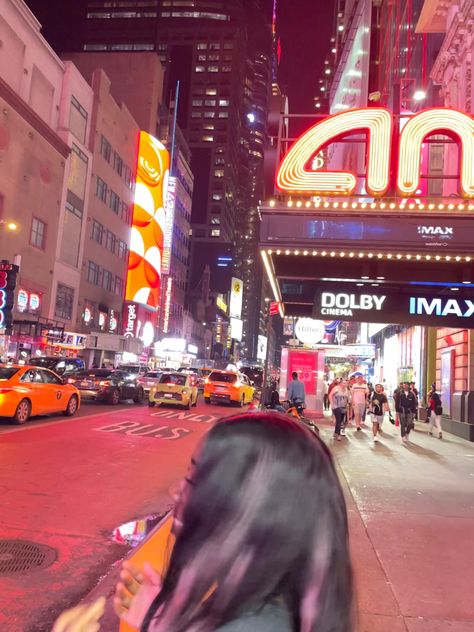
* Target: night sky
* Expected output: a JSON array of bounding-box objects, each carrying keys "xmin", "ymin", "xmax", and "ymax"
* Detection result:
[{"xmin": 278, "ymin": 0, "xmax": 334, "ymax": 113}]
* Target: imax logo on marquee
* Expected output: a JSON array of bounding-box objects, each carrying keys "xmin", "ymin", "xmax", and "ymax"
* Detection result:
[
  {"xmin": 417, "ymin": 226, "xmax": 454, "ymax": 236},
  {"xmin": 410, "ymin": 297, "xmax": 474, "ymax": 318},
  {"xmin": 321, "ymin": 292, "xmax": 386, "ymax": 316}
]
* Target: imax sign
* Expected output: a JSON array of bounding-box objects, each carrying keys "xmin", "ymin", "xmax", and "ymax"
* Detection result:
[
  {"xmin": 409, "ymin": 297, "xmax": 474, "ymax": 318},
  {"xmin": 417, "ymin": 226, "xmax": 453, "ymax": 236}
]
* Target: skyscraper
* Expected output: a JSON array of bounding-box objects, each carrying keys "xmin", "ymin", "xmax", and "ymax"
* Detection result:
[{"xmin": 25, "ymin": 0, "xmax": 272, "ymax": 360}]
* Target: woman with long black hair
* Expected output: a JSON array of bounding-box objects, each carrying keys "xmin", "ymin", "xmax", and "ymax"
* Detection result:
[{"xmin": 53, "ymin": 413, "xmax": 354, "ymax": 632}]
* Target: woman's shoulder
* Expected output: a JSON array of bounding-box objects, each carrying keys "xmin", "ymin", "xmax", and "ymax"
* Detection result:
[{"xmin": 214, "ymin": 601, "xmax": 293, "ymax": 632}]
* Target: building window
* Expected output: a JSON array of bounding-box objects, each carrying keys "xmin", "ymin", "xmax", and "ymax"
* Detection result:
[
  {"xmin": 211, "ymin": 217, "xmax": 221, "ymax": 225},
  {"xmin": 197, "ymin": 43, "xmax": 207, "ymax": 50},
  {"xmin": 109, "ymin": 190, "xmax": 120, "ymax": 214},
  {"xmin": 211, "ymin": 229, "xmax": 221, "ymax": 237},
  {"xmin": 214, "ymin": 169, "xmax": 224, "ymax": 178},
  {"xmin": 55, "ymin": 284, "xmax": 74, "ymax": 320},
  {"xmin": 206, "ymin": 88, "xmax": 217, "ymax": 95},
  {"xmin": 202, "ymin": 136, "xmax": 214, "ymax": 142},
  {"xmin": 87, "ymin": 260, "xmax": 100, "ymax": 285},
  {"xmin": 208, "ymin": 66, "xmax": 219, "ymax": 73},
  {"xmin": 222, "ymin": 66, "xmax": 232, "ymax": 72},
  {"xmin": 102, "ymin": 269, "xmax": 113, "ymax": 291},
  {"xmin": 218, "ymin": 112, "xmax": 229, "ymax": 118},
  {"xmin": 191, "ymin": 112, "xmax": 202, "ymax": 118},
  {"xmin": 118, "ymin": 239, "xmax": 127, "ymax": 260},
  {"xmin": 195, "ymin": 66, "xmax": 205, "ymax": 73},
  {"xmin": 91, "ymin": 219, "xmax": 103, "ymax": 243},
  {"xmin": 100, "ymin": 135, "xmax": 111, "ymax": 162},
  {"xmin": 192, "ymin": 99, "xmax": 203, "ymax": 106},
  {"xmin": 105, "ymin": 230, "xmax": 116, "ymax": 253},
  {"xmin": 205, "ymin": 99, "xmax": 216, "ymax": 106},
  {"xmin": 113, "ymin": 151, "xmax": 123, "ymax": 176},
  {"xmin": 96, "ymin": 176, "xmax": 108, "ymax": 202},
  {"xmin": 219, "ymin": 99, "xmax": 229, "ymax": 106},
  {"xmin": 70, "ymin": 95, "xmax": 88, "ymax": 143},
  {"xmin": 123, "ymin": 165, "xmax": 133, "ymax": 188},
  {"xmin": 121, "ymin": 201, "xmax": 131, "ymax": 223},
  {"xmin": 204, "ymin": 111, "xmax": 215, "ymax": 118},
  {"xmin": 30, "ymin": 217, "xmax": 46, "ymax": 249},
  {"xmin": 114, "ymin": 275, "xmax": 124, "ymax": 296},
  {"xmin": 212, "ymin": 193, "xmax": 223, "ymax": 201}
]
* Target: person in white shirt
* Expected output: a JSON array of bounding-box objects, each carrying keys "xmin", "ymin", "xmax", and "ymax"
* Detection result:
[{"xmin": 351, "ymin": 375, "xmax": 369, "ymax": 431}]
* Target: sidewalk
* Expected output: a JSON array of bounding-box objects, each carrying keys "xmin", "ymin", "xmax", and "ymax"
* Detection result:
[{"xmin": 319, "ymin": 415, "xmax": 474, "ymax": 631}]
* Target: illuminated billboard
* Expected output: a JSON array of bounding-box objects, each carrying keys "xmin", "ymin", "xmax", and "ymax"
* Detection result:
[{"xmin": 126, "ymin": 132, "xmax": 170, "ymax": 309}]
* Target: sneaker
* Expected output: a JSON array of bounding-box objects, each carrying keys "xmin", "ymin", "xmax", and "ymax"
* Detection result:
[
  {"xmin": 428, "ymin": 431, "xmax": 433, "ymax": 436},
  {"xmin": 402, "ymin": 436, "xmax": 408, "ymax": 444},
  {"xmin": 439, "ymin": 432, "xmax": 443, "ymax": 440},
  {"xmin": 373, "ymin": 436, "xmax": 378, "ymax": 443},
  {"xmin": 340, "ymin": 428, "xmax": 346, "ymax": 436},
  {"xmin": 356, "ymin": 427, "xmax": 361, "ymax": 432},
  {"xmin": 336, "ymin": 434, "xmax": 342, "ymax": 442}
]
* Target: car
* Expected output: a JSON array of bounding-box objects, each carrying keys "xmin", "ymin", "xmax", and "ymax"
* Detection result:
[
  {"xmin": 117, "ymin": 364, "xmax": 148, "ymax": 377},
  {"xmin": 69, "ymin": 369, "xmax": 144, "ymax": 405},
  {"xmin": 138, "ymin": 370, "xmax": 163, "ymax": 395},
  {"xmin": 177, "ymin": 367, "xmax": 205, "ymax": 390},
  {"xmin": 0, "ymin": 364, "xmax": 80, "ymax": 424},
  {"xmin": 204, "ymin": 370, "xmax": 255, "ymax": 406},
  {"xmin": 29, "ymin": 356, "xmax": 85, "ymax": 377},
  {"xmin": 148, "ymin": 372, "xmax": 198, "ymax": 409}
]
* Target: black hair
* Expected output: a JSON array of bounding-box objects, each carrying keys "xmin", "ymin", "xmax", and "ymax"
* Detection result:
[
  {"xmin": 292, "ymin": 371, "xmax": 298, "ymax": 379},
  {"xmin": 142, "ymin": 413, "xmax": 354, "ymax": 632}
]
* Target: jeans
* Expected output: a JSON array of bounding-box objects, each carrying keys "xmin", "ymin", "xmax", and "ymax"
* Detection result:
[
  {"xmin": 323, "ymin": 394, "xmax": 330, "ymax": 410},
  {"xmin": 429, "ymin": 414, "xmax": 442, "ymax": 433},
  {"xmin": 333, "ymin": 407, "xmax": 346, "ymax": 435},
  {"xmin": 399, "ymin": 411, "xmax": 414, "ymax": 437}
]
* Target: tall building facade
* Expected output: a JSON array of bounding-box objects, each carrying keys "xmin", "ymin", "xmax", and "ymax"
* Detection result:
[{"xmin": 25, "ymin": 0, "xmax": 273, "ymax": 362}]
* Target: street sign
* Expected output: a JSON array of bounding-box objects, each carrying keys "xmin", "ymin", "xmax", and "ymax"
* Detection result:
[{"xmin": 269, "ymin": 301, "xmax": 280, "ymax": 316}]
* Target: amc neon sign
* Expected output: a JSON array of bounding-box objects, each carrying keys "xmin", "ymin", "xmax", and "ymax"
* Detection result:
[{"xmin": 276, "ymin": 107, "xmax": 474, "ymax": 198}]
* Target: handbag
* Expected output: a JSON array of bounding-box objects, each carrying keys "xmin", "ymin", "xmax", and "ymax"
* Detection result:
[
  {"xmin": 435, "ymin": 405, "xmax": 443, "ymax": 415},
  {"xmin": 388, "ymin": 413, "xmax": 395, "ymax": 425}
]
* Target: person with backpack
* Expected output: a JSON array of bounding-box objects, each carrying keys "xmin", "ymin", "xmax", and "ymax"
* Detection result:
[
  {"xmin": 395, "ymin": 382, "xmax": 418, "ymax": 444},
  {"xmin": 330, "ymin": 379, "xmax": 351, "ymax": 441},
  {"xmin": 428, "ymin": 385, "xmax": 443, "ymax": 439},
  {"xmin": 368, "ymin": 383, "xmax": 389, "ymax": 443}
]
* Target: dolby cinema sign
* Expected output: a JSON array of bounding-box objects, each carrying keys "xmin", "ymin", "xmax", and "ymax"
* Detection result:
[{"xmin": 314, "ymin": 289, "xmax": 474, "ymax": 328}]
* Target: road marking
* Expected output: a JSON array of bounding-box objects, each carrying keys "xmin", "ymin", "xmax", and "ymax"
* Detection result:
[
  {"xmin": 150, "ymin": 410, "xmax": 219, "ymax": 424},
  {"xmin": 94, "ymin": 420, "xmax": 192, "ymax": 440},
  {"xmin": 0, "ymin": 407, "xmax": 130, "ymax": 435}
]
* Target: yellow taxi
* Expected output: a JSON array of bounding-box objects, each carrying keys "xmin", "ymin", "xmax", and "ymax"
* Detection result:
[
  {"xmin": 204, "ymin": 369, "xmax": 255, "ymax": 406},
  {"xmin": 148, "ymin": 371, "xmax": 198, "ymax": 409},
  {"xmin": 0, "ymin": 364, "xmax": 80, "ymax": 424}
]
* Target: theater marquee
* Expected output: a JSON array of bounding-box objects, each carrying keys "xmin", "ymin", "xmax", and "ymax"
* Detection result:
[{"xmin": 277, "ymin": 107, "xmax": 474, "ymax": 199}]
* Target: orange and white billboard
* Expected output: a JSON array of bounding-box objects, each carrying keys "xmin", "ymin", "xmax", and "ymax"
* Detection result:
[{"xmin": 126, "ymin": 132, "xmax": 170, "ymax": 309}]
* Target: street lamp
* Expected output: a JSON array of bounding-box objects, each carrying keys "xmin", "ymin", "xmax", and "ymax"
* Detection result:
[
  {"xmin": 0, "ymin": 220, "xmax": 17, "ymax": 231},
  {"xmin": 413, "ymin": 89, "xmax": 427, "ymax": 102}
]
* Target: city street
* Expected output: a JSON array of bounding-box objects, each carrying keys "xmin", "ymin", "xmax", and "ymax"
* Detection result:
[{"xmin": 1, "ymin": 408, "xmax": 474, "ymax": 631}]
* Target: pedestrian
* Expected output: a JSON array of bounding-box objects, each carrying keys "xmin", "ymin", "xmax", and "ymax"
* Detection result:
[
  {"xmin": 368, "ymin": 383, "xmax": 389, "ymax": 442},
  {"xmin": 269, "ymin": 381, "xmax": 285, "ymax": 413},
  {"xmin": 330, "ymin": 378, "xmax": 351, "ymax": 441},
  {"xmin": 350, "ymin": 375, "xmax": 369, "ymax": 431},
  {"xmin": 428, "ymin": 385, "xmax": 443, "ymax": 439},
  {"xmin": 393, "ymin": 383, "xmax": 403, "ymax": 426},
  {"xmin": 53, "ymin": 413, "xmax": 355, "ymax": 632},
  {"xmin": 410, "ymin": 382, "xmax": 419, "ymax": 421},
  {"xmin": 287, "ymin": 371, "xmax": 306, "ymax": 406},
  {"xmin": 395, "ymin": 381, "xmax": 418, "ymax": 444},
  {"xmin": 323, "ymin": 378, "xmax": 330, "ymax": 411}
]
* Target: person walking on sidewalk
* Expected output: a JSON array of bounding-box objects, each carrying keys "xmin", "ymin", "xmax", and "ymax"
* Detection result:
[
  {"xmin": 330, "ymin": 378, "xmax": 351, "ymax": 441},
  {"xmin": 323, "ymin": 379, "xmax": 330, "ymax": 411},
  {"xmin": 396, "ymin": 381, "xmax": 417, "ymax": 444},
  {"xmin": 287, "ymin": 371, "xmax": 306, "ymax": 406},
  {"xmin": 428, "ymin": 385, "xmax": 443, "ymax": 439},
  {"xmin": 351, "ymin": 375, "xmax": 369, "ymax": 431},
  {"xmin": 369, "ymin": 383, "xmax": 389, "ymax": 443}
]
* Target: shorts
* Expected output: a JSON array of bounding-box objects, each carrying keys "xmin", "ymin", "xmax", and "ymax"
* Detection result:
[
  {"xmin": 353, "ymin": 402, "xmax": 366, "ymax": 417},
  {"xmin": 372, "ymin": 414, "xmax": 383, "ymax": 426}
]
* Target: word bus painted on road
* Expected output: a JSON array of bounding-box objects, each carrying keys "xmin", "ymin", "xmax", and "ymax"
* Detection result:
[{"xmin": 277, "ymin": 107, "xmax": 474, "ymax": 198}]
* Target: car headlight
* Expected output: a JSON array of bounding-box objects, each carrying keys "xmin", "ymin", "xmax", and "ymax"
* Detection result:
[{"xmin": 182, "ymin": 389, "xmax": 188, "ymax": 395}]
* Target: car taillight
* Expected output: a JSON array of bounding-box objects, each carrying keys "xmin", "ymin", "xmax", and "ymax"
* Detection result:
[
  {"xmin": 0, "ymin": 388, "xmax": 13, "ymax": 394},
  {"xmin": 99, "ymin": 380, "xmax": 110, "ymax": 386}
]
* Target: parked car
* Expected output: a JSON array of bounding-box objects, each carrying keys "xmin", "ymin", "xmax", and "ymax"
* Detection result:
[
  {"xmin": 29, "ymin": 356, "xmax": 85, "ymax": 377},
  {"xmin": 138, "ymin": 370, "xmax": 163, "ymax": 395},
  {"xmin": 148, "ymin": 372, "xmax": 198, "ymax": 409},
  {"xmin": 69, "ymin": 369, "xmax": 144, "ymax": 404},
  {"xmin": 0, "ymin": 364, "xmax": 80, "ymax": 424},
  {"xmin": 204, "ymin": 370, "xmax": 254, "ymax": 406}
]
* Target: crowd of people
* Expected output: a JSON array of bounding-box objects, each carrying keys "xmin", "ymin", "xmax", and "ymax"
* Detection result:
[{"xmin": 326, "ymin": 375, "xmax": 443, "ymax": 444}]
